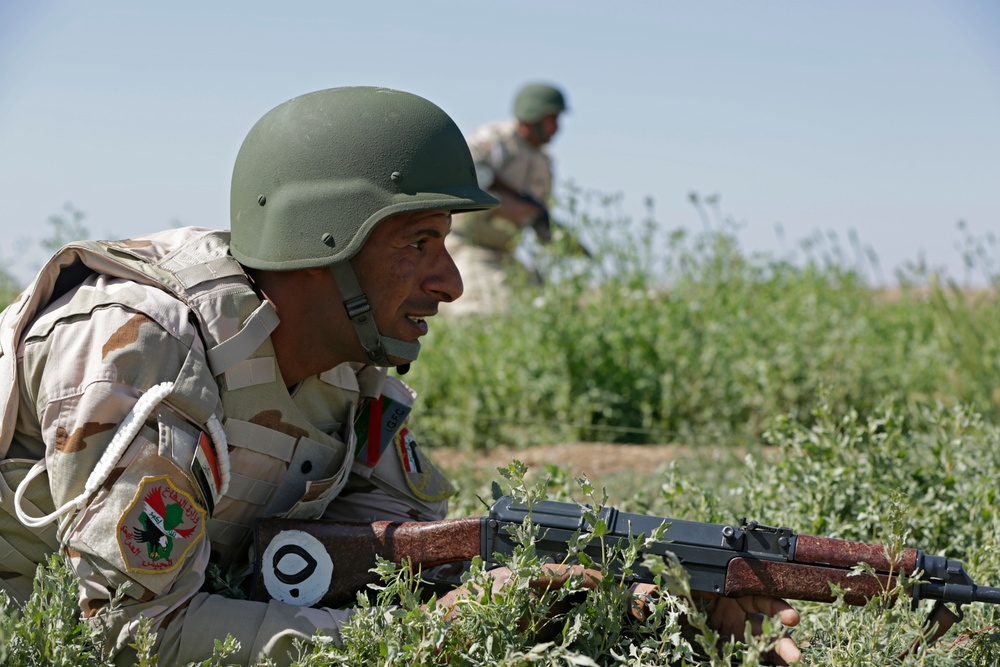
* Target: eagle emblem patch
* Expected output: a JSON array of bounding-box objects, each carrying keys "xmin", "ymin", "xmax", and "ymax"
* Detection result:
[{"xmin": 117, "ymin": 475, "xmax": 206, "ymax": 574}]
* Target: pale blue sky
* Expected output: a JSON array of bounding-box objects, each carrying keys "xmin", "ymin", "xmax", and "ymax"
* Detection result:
[{"xmin": 1, "ymin": 0, "xmax": 998, "ymax": 286}]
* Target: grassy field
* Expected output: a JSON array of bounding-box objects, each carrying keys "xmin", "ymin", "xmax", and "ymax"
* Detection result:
[
  {"xmin": 409, "ymin": 189, "xmax": 1000, "ymax": 452},
  {"xmin": 2, "ymin": 192, "xmax": 1000, "ymax": 665}
]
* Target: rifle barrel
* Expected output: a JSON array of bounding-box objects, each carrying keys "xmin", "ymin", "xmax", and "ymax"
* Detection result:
[{"xmin": 918, "ymin": 582, "xmax": 1000, "ymax": 605}]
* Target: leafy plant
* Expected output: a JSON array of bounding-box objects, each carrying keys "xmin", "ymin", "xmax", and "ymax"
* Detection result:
[{"xmin": 0, "ymin": 554, "xmax": 116, "ymax": 667}]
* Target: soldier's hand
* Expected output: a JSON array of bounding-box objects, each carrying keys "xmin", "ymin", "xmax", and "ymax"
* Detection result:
[
  {"xmin": 703, "ymin": 593, "xmax": 801, "ymax": 664},
  {"xmin": 630, "ymin": 583, "xmax": 802, "ymax": 665},
  {"xmin": 438, "ymin": 563, "xmax": 601, "ymax": 634}
]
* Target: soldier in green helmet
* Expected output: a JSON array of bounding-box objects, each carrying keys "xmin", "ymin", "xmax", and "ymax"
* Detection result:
[
  {"xmin": 446, "ymin": 82, "xmax": 569, "ymax": 316},
  {"xmin": 0, "ymin": 86, "xmax": 802, "ymax": 666}
]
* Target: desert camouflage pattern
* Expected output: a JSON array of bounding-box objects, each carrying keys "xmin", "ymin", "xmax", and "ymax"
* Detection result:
[
  {"xmin": 448, "ymin": 119, "xmax": 553, "ymax": 316},
  {"xmin": 452, "ymin": 118, "xmax": 553, "ymax": 253},
  {"xmin": 0, "ymin": 227, "xmax": 453, "ymax": 666}
]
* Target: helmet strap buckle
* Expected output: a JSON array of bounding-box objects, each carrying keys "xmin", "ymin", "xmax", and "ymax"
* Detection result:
[
  {"xmin": 343, "ymin": 294, "xmax": 372, "ymax": 321},
  {"xmin": 365, "ymin": 344, "xmax": 387, "ymax": 364},
  {"xmin": 331, "ymin": 261, "xmax": 423, "ymax": 368}
]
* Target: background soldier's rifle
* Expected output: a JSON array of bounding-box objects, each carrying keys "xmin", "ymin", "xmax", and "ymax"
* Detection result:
[{"xmin": 485, "ymin": 174, "xmax": 591, "ymax": 257}]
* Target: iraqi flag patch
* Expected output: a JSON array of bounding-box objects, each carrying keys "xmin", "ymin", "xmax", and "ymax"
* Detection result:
[
  {"xmin": 117, "ymin": 475, "xmax": 206, "ymax": 575},
  {"xmin": 190, "ymin": 432, "xmax": 222, "ymax": 514},
  {"xmin": 393, "ymin": 428, "xmax": 457, "ymax": 502},
  {"xmin": 397, "ymin": 428, "xmax": 422, "ymax": 474}
]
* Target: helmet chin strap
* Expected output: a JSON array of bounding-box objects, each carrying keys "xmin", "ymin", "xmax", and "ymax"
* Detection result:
[{"xmin": 330, "ymin": 262, "xmax": 421, "ymax": 370}]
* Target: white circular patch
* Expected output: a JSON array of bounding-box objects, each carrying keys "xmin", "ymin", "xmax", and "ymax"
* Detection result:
[{"xmin": 261, "ymin": 529, "xmax": 333, "ymax": 607}]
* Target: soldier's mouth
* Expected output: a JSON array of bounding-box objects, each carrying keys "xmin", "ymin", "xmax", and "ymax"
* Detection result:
[{"xmin": 406, "ymin": 316, "xmax": 429, "ymax": 335}]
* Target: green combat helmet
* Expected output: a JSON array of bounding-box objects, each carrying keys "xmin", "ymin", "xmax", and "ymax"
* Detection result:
[
  {"xmin": 513, "ymin": 83, "xmax": 568, "ymax": 123},
  {"xmin": 230, "ymin": 86, "xmax": 498, "ymax": 368}
]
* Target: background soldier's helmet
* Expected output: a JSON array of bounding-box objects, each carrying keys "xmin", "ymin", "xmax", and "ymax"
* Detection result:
[
  {"xmin": 229, "ymin": 87, "xmax": 498, "ymax": 367},
  {"xmin": 513, "ymin": 83, "xmax": 568, "ymax": 124},
  {"xmin": 231, "ymin": 86, "xmax": 497, "ymax": 270}
]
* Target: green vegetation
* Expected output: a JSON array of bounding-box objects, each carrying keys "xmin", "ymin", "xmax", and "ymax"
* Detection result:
[
  {"xmin": 409, "ymin": 187, "xmax": 1000, "ymax": 451},
  {"xmin": 4, "ymin": 412, "xmax": 1000, "ymax": 666},
  {"xmin": 2, "ymin": 191, "xmax": 999, "ymax": 664},
  {"xmin": 0, "ymin": 555, "xmax": 115, "ymax": 667}
]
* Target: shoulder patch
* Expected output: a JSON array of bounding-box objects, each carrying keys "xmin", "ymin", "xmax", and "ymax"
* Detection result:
[
  {"xmin": 190, "ymin": 431, "xmax": 222, "ymax": 514},
  {"xmin": 397, "ymin": 428, "xmax": 421, "ymax": 473},
  {"xmin": 394, "ymin": 428, "xmax": 456, "ymax": 502},
  {"xmin": 117, "ymin": 475, "xmax": 206, "ymax": 574},
  {"xmin": 354, "ymin": 395, "xmax": 411, "ymax": 467}
]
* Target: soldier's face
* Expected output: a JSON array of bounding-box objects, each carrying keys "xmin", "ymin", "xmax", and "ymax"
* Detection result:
[
  {"xmin": 539, "ymin": 113, "xmax": 560, "ymax": 143},
  {"xmin": 350, "ymin": 209, "xmax": 463, "ymax": 363}
]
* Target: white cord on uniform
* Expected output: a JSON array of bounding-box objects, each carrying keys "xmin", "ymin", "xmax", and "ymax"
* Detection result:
[
  {"xmin": 204, "ymin": 413, "xmax": 231, "ymax": 497},
  {"xmin": 14, "ymin": 381, "xmax": 175, "ymax": 529}
]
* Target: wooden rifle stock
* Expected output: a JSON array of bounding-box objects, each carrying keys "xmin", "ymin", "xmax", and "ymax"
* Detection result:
[
  {"xmin": 725, "ymin": 558, "xmax": 900, "ymax": 605},
  {"xmin": 252, "ymin": 517, "xmax": 482, "ymax": 608},
  {"xmin": 724, "ymin": 535, "xmax": 921, "ymax": 605}
]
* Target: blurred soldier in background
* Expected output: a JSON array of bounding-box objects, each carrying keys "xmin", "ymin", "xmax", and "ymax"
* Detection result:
[{"xmin": 446, "ymin": 82, "xmax": 568, "ymax": 316}]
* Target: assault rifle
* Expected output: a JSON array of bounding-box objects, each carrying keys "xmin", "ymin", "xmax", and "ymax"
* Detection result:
[{"xmin": 252, "ymin": 495, "xmax": 1000, "ymax": 637}]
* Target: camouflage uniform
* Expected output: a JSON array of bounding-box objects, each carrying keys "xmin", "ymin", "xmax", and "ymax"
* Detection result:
[
  {"xmin": 447, "ymin": 119, "xmax": 553, "ymax": 316},
  {"xmin": 0, "ymin": 227, "xmax": 454, "ymax": 666}
]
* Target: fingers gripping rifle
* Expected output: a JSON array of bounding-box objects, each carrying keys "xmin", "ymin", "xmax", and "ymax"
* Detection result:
[{"xmin": 252, "ymin": 496, "xmax": 1000, "ymax": 635}]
